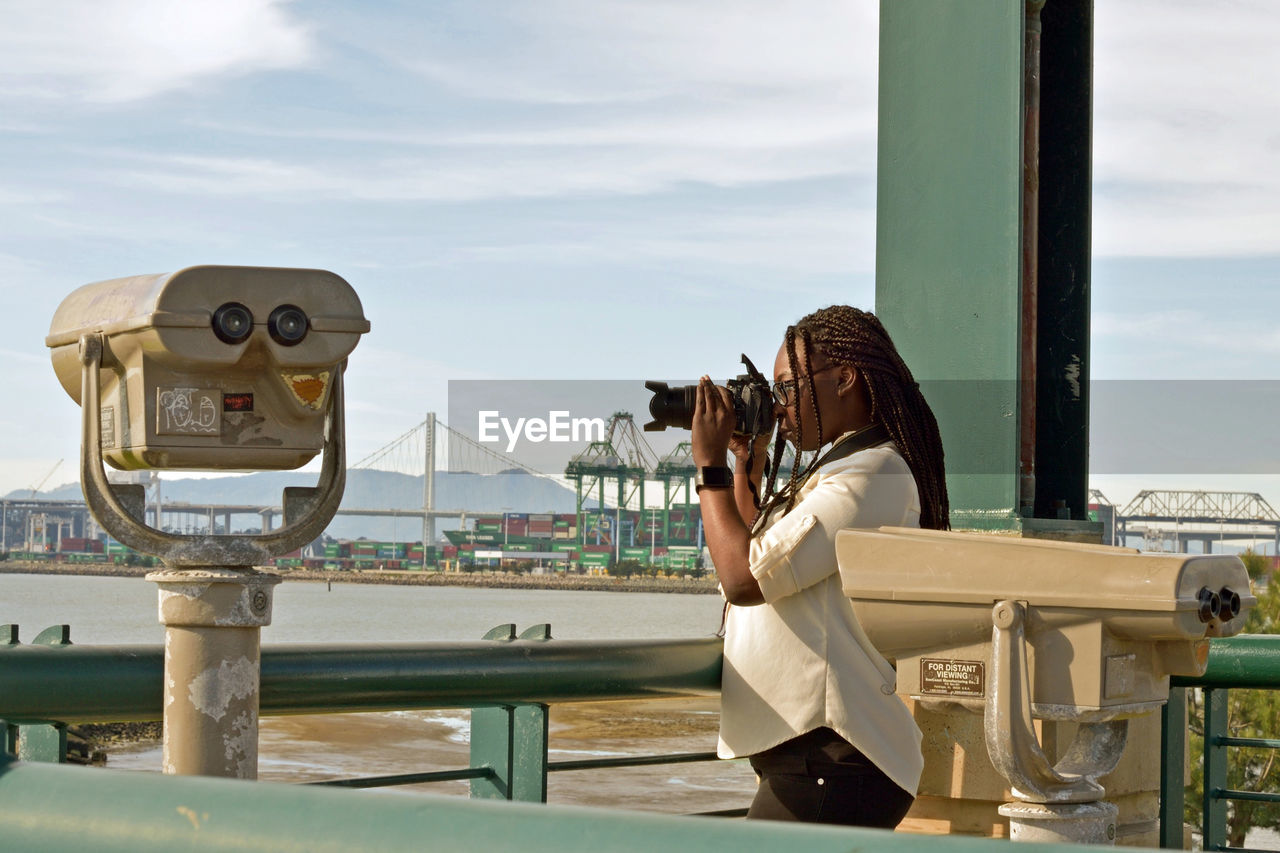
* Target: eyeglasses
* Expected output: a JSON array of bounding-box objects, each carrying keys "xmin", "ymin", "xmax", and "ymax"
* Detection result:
[{"xmin": 771, "ymin": 365, "xmax": 841, "ymax": 407}]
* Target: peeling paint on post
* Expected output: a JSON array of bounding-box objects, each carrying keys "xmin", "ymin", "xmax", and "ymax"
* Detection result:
[{"xmin": 150, "ymin": 568, "xmax": 280, "ymax": 778}]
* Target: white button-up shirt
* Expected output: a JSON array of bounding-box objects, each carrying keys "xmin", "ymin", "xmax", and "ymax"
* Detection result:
[{"xmin": 717, "ymin": 438, "xmax": 925, "ymax": 796}]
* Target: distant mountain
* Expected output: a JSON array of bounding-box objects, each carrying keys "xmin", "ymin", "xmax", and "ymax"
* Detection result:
[{"xmin": 7, "ymin": 469, "xmax": 581, "ymax": 543}]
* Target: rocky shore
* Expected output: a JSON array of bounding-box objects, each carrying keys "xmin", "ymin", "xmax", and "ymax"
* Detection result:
[{"xmin": 0, "ymin": 560, "xmax": 720, "ymax": 594}]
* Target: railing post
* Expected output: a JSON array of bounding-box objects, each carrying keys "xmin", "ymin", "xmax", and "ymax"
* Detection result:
[
  {"xmin": 1202, "ymin": 687, "xmax": 1229, "ymax": 851},
  {"xmin": 470, "ymin": 703, "xmax": 550, "ymax": 802},
  {"xmin": 1, "ymin": 624, "xmax": 17, "ymax": 755},
  {"xmin": 1160, "ymin": 686, "xmax": 1187, "ymax": 848},
  {"xmin": 16, "ymin": 626, "xmax": 71, "ymax": 764},
  {"xmin": 470, "ymin": 624, "xmax": 551, "ymax": 802}
]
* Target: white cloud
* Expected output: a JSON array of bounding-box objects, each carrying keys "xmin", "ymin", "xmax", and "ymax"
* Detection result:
[
  {"xmin": 101, "ymin": 137, "xmax": 866, "ymax": 202},
  {"xmin": 0, "ymin": 0, "xmax": 313, "ymax": 102},
  {"xmin": 1092, "ymin": 309, "xmax": 1280, "ymax": 379},
  {"xmin": 389, "ymin": 0, "xmax": 876, "ymax": 105},
  {"xmin": 1093, "ymin": 0, "xmax": 1280, "ymax": 256}
]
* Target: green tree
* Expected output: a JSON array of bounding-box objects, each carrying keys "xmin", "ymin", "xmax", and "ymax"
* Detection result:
[
  {"xmin": 1238, "ymin": 549, "xmax": 1270, "ymax": 582},
  {"xmin": 609, "ymin": 559, "xmax": 641, "ymax": 578},
  {"xmin": 1186, "ymin": 579, "xmax": 1280, "ymax": 847}
]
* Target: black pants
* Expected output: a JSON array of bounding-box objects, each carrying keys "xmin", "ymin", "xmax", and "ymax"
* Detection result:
[{"xmin": 746, "ymin": 728, "xmax": 914, "ymax": 828}]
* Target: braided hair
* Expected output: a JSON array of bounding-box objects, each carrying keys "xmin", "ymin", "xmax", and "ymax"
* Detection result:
[{"xmin": 756, "ymin": 305, "xmax": 950, "ymax": 531}]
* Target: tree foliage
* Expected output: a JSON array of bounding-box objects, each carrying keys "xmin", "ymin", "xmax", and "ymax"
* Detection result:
[
  {"xmin": 1238, "ymin": 548, "xmax": 1271, "ymax": 581},
  {"xmin": 608, "ymin": 559, "xmax": 642, "ymax": 578},
  {"xmin": 1186, "ymin": 578, "xmax": 1280, "ymax": 846}
]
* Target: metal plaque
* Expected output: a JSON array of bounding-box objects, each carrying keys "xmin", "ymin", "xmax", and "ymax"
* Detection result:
[
  {"xmin": 100, "ymin": 405, "xmax": 117, "ymax": 448},
  {"xmin": 920, "ymin": 658, "xmax": 985, "ymax": 697}
]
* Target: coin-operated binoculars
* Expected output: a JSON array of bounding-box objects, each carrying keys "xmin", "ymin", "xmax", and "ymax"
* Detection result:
[
  {"xmin": 838, "ymin": 528, "xmax": 1253, "ymax": 845},
  {"xmin": 47, "ymin": 265, "xmax": 369, "ymax": 779}
]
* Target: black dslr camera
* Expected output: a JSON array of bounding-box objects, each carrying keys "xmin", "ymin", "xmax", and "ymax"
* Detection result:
[{"xmin": 643, "ymin": 354, "xmax": 775, "ymax": 436}]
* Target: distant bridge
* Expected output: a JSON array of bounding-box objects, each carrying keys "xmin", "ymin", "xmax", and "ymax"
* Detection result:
[
  {"xmin": 1090, "ymin": 489, "xmax": 1280, "ymax": 554},
  {"xmin": 3, "ymin": 414, "xmax": 564, "ymax": 550}
]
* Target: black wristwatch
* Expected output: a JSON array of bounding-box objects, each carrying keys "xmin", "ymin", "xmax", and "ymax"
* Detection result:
[{"xmin": 695, "ymin": 466, "xmax": 734, "ymax": 492}]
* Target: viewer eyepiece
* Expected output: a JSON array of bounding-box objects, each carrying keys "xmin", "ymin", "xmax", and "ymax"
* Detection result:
[
  {"xmin": 211, "ymin": 302, "xmax": 254, "ymax": 345},
  {"xmin": 268, "ymin": 304, "xmax": 309, "ymax": 346}
]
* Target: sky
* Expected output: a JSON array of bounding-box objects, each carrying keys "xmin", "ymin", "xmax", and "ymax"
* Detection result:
[{"xmin": 0, "ymin": 0, "xmax": 1277, "ymax": 510}]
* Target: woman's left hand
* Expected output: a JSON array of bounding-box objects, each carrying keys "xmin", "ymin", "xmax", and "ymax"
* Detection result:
[{"xmin": 692, "ymin": 375, "xmax": 736, "ymax": 467}]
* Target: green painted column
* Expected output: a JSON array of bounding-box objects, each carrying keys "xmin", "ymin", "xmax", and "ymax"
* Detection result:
[
  {"xmin": 876, "ymin": 0, "xmax": 1097, "ymax": 535},
  {"xmin": 876, "ymin": 0, "xmax": 1025, "ymax": 527}
]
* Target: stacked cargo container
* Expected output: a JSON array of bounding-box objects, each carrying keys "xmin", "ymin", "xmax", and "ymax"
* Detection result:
[
  {"xmin": 58, "ymin": 537, "xmax": 104, "ymax": 554},
  {"xmin": 528, "ymin": 513, "xmax": 553, "ymax": 538},
  {"xmin": 552, "ymin": 514, "xmax": 576, "ymax": 539}
]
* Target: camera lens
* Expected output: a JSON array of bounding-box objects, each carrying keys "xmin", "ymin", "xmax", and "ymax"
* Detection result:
[
  {"xmin": 643, "ymin": 381, "xmax": 697, "ymax": 432},
  {"xmin": 268, "ymin": 304, "xmax": 309, "ymax": 346},
  {"xmin": 211, "ymin": 302, "xmax": 254, "ymax": 344}
]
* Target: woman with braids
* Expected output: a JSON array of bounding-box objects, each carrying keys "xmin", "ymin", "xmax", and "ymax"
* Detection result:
[{"xmin": 691, "ymin": 304, "xmax": 948, "ymax": 827}]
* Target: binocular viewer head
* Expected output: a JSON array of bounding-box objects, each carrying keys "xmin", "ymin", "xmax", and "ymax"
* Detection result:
[
  {"xmin": 838, "ymin": 528, "xmax": 1254, "ymax": 717},
  {"xmin": 47, "ymin": 265, "xmax": 369, "ymax": 472}
]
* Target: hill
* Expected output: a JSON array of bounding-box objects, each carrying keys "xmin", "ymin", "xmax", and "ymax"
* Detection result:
[{"xmin": 7, "ymin": 469, "xmax": 581, "ymax": 542}]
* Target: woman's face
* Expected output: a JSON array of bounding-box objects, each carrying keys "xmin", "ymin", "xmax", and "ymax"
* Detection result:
[{"xmin": 772, "ymin": 338, "xmax": 868, "ymax": 451}]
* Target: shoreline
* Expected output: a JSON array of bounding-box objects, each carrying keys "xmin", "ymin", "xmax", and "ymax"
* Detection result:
[{"xmin": 0, "ymin": 561, "xmax": 720, "ymax": 595}]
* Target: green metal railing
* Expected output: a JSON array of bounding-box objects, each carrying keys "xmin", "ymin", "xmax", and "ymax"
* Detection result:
[
  {"xmin": 12, "ymin": 624, "xmax": 1280, "ymax": 849},
  {"xmin": 0, "ymin": 619, "xmax": 1097, "ymax": 852},
  {"xmin": 0, "ymin": 748, "xmax": 1102, "ymax": 853},
  {"xmin": 0, "ymin": 622, "xmax": 726, "ymax": 806},
  {"xmin": 1162, "ymin": 635, "xmax": 1280, "ymax": 852}
]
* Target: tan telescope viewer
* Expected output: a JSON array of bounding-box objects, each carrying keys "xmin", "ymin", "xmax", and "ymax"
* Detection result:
[
  {"xmin": 838, "ymin": 528, "xmax": 1253, "ymax": 843},
  {"xmin": 46, "ymin": 264, "xmax": 369, "ymax": 780},
  {"xmin": 47, "ymin": 264, "xmax": 369, "ymax": 471}
]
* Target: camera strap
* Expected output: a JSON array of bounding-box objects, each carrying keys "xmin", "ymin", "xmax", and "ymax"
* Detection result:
[
  {"xmin": 807, "ymin": 421, "xmax": 891, "ymax": 477},
  {"xmin": 753, "ymin": 422, "xmax": 892, "ymax": 534}
]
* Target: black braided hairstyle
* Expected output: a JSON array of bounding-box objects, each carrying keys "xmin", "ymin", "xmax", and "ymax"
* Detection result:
[{"xmin": 755, "ymin": 305, "xmax": 950, "ymax": 531}]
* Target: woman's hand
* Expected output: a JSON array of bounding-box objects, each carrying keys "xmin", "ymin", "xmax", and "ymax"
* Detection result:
[
  {"xmin": 728, "ymin": 431, "xmax": 772, "ymax": 468},
  {"xmin": 692, "ymin": 375, "xmax": 765, "ymax": 606},
  {"xmin": 691, "ymin": 376, "xmax": 736, "ymax": 468}
]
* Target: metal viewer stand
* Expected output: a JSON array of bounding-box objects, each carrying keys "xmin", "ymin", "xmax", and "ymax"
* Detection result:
[{"xmin": 76, "ymin": 332, "xmax": 350, "ymax": 778}]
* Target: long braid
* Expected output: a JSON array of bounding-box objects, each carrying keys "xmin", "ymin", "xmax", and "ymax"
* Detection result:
[
  {"xmin": 799, "ymin": 328, "xmax": 825, "ymax": 460},
  {"xmin": 803, "ymin": 306, "xmax": 949, "ymax": 530},
  {"xmin": 755, "ymin": 328, "xmax": 824, "ymax": 520},
  {"xmin": 780, "ymin": 328, "xmax": 806, "ymax": 513},
  {"xmin": 754, "ymin": 306, "xmax": 950, "ymax": 531}
]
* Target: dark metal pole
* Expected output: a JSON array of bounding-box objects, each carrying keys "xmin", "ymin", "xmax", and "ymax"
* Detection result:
[{"xmin": 1020, "ymin": 0, "xmax": 1046, "ymax": 517}]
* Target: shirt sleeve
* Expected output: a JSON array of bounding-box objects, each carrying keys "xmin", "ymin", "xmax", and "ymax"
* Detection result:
[{"xmin": 748, "ymin": 446, "xmax": 920, "ymax": 603}]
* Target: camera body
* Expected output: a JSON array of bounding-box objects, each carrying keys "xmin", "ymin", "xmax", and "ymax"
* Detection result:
[
  {"xmin": 644, "ymin": 354, "xmax": 775, "ymax": 435},
  {"xmin": 47, "ymin": 265, "xmax": 369, "ymax": 471}
]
